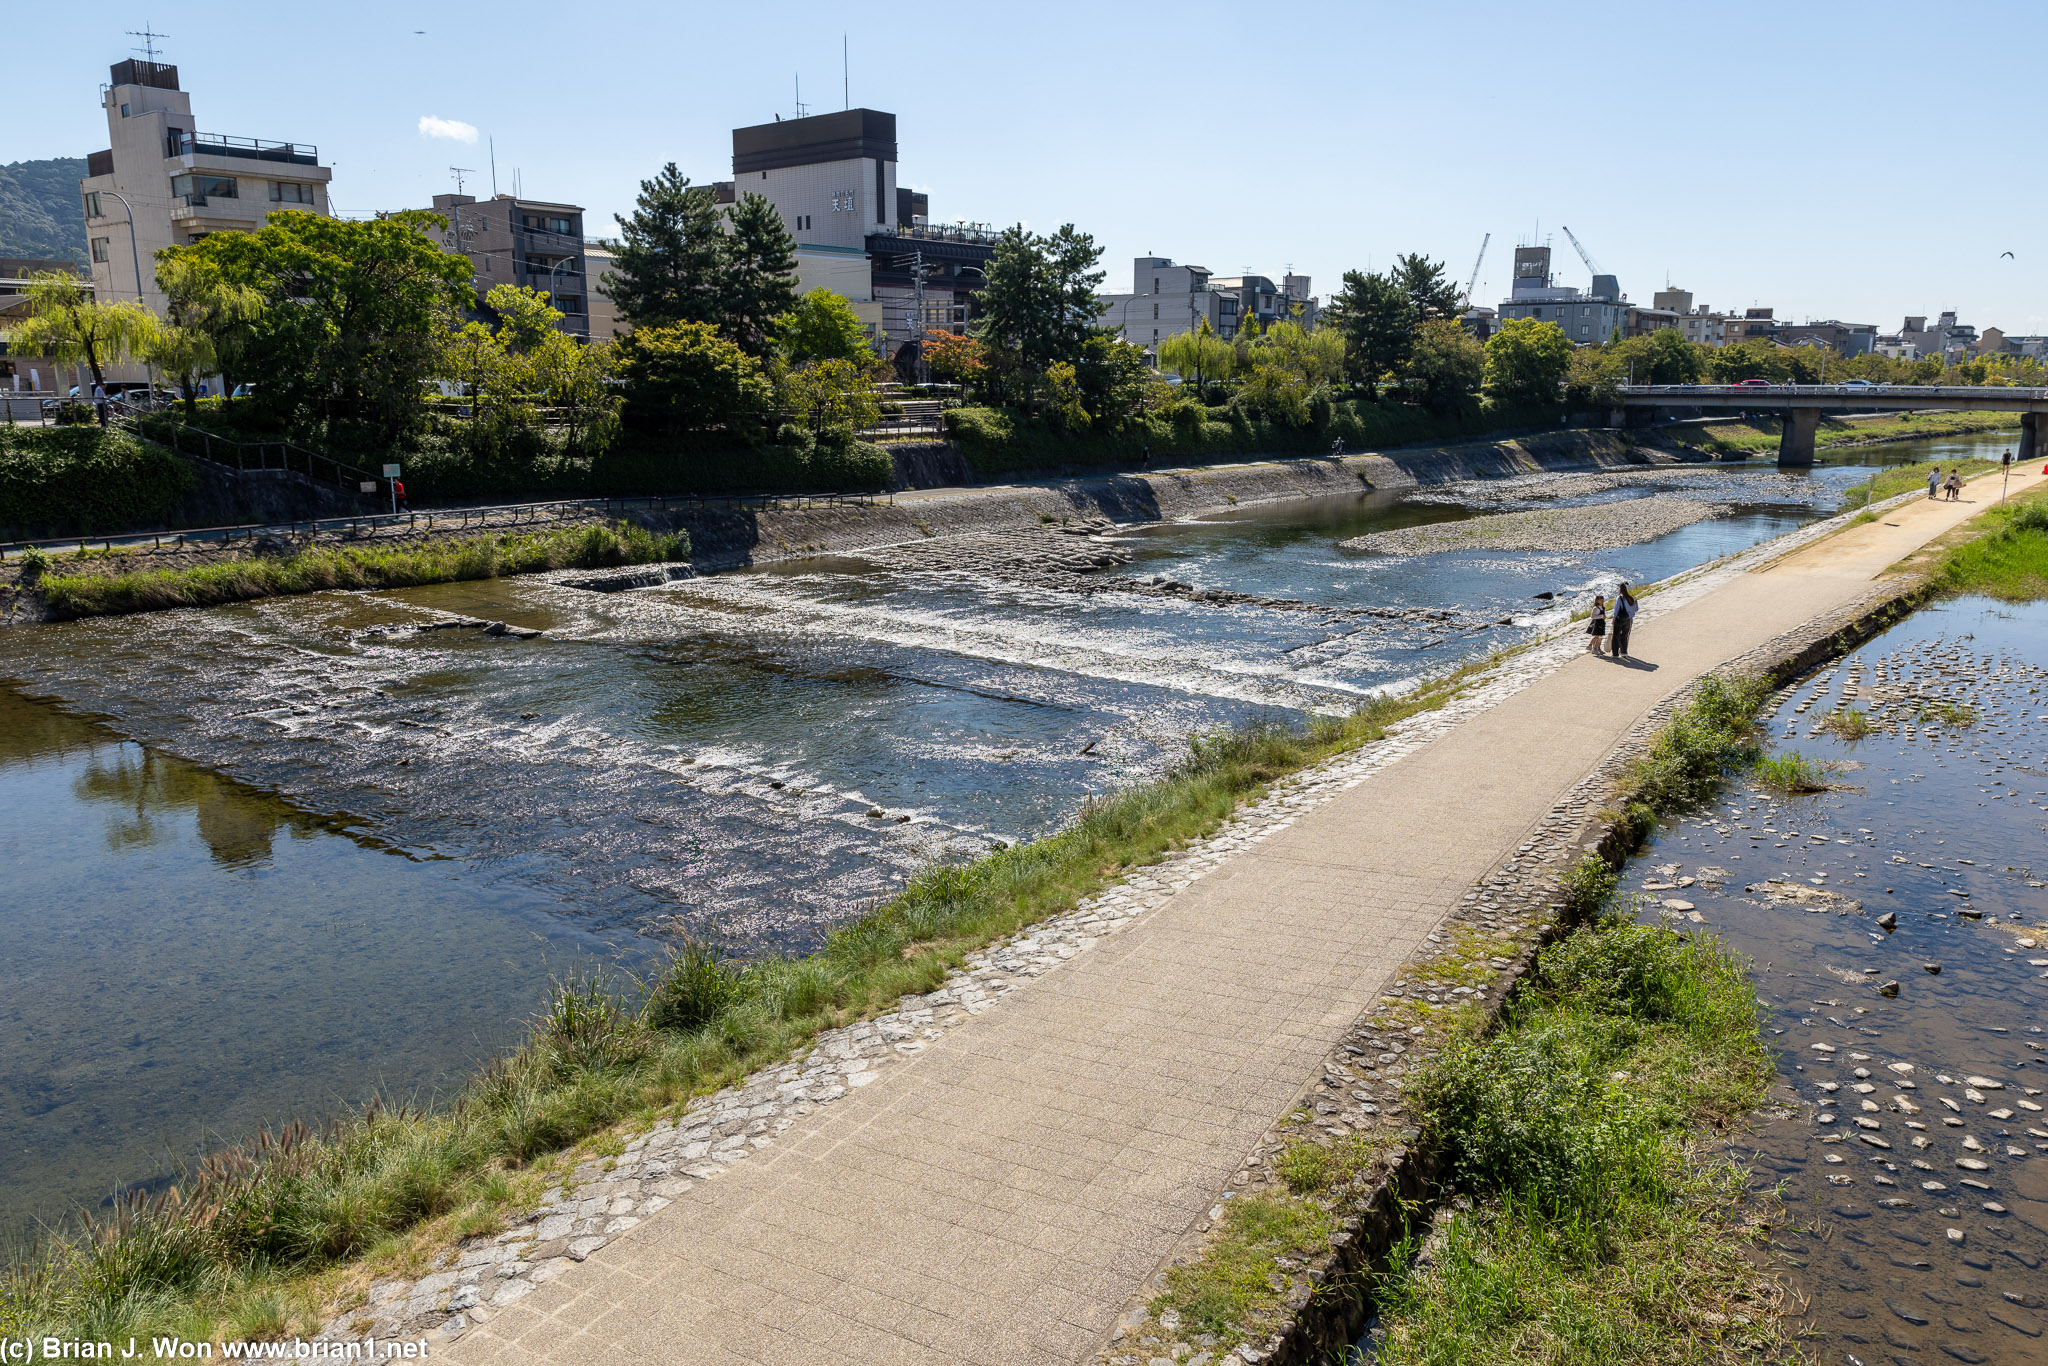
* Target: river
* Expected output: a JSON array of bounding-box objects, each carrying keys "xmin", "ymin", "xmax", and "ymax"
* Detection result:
[{"xmin": 0, "ymin": 433, "xmax": 2015, "ymax": 1237}]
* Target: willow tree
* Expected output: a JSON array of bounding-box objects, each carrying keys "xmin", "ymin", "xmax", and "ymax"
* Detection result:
[
  {"xmin": 8, "ymin": 272, "xmax": 157, "ymax": 391},
  {"xmin": 1158, "ymin": 319, "xmax": 1234, "ymax": 396}
]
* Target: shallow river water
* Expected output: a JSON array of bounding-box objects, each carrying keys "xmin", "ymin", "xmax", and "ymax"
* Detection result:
[
  {"xmin": 1623, "ymin": 595, "xmax": 2048, "ymax": 1362},
  {"xmin": 0, "ymin": 434, "xmax": 2016, "ymax": 1234}
]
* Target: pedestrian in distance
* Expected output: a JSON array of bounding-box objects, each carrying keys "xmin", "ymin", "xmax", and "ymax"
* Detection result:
[
  {"xmin": 1946, "ymin": 469, "xmax": 1962, "ymax": 501},
  {"xmin": 1611, "ymin": 582, "xmax": 1639, "ymax": 659},
  {"xmin": 1586, "ymin": 595, "xmax": 1607, "ymax": 654},
  {"xmin": 1927, "ymin": 466, "xmax": 1942, "ymax": 499},
  {"xmin": 393, "ymin": 479, "xmax": 409, "ymax": 513}
]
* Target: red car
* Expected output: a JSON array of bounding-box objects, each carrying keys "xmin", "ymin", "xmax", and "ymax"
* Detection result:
[{"xmin": 1732, "ymin": 378, "xmax": 1773, "ymax": 388}]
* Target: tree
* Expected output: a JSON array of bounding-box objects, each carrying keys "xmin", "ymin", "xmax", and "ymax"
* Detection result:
[
  {"xmin": 776, "ymin": 289, "xmax": 874, "ymax": 365},
  {"xmin": 1393, "ymin": 253, "xmax": 1461, "ymax": 321},
  {"xmin": 604, "ymin": 163, "xmax": 725, "ymax": 330},
  {"xmin": 1073, "ymin": 332, "xmax": 1151, "ymax": 426},
  {"xmin": 152, "ymin": 250, "xmax": 266, "ymax": 411},
  {"xmin": 481, "ymin": 283, "xmax": 564, "ymax": 355},
  {"xmin": 1041, "ymin": 360, "xmax": 1090, "ymax": 433},
  {"xmin": 1705, "ymin": 340, "xmax": 1794, "ymax": 385},
  {"xmin": 209, "ymin": 210, "xmax": 472, "ymax": 442},
  {"xmin": 920, "ymin": 329, "xmax": 986, "ymax": 391},
  {"xmin": 1402, "ymin": 318, "xmax": 1485, "ymax": 413},
  {"xmin": 1631, "ymin": 328, "xmax": 1705, "ymax": 385},
  {"xmin": 617, "ymin": 321, "xmax": 773, "ymax": 438},
  {"xmin": 1157, "ymin": 319, "xmax": 1235, "ymax": 393},
  {"xmin": 721, "ymin": 192, "xmax": 799, "ymax": 355},
  {"xmin": 7, "ymin": 271, "xmax": 156, "ymax": 391},
  {"xmin": 1483, "ymin": 317, "xmax": 1572, "ymax": 404},
  {"xmin": 1236, "ymin": 319, "xmax": 1346, "ymax": 427},
  {"xmin": 778, "ymin": 357, "xmax": 881, "ymax": 436},
  {"xmin": 1324, "ymin": 269, "xmax": 1414, "ymax": 399},
  {"xmin": 972, "ymin": 223, "xmax": 1105, "ymax": 402}
]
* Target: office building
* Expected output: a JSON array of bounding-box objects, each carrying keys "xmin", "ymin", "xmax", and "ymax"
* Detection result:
[
  {"xmin": 78, "ymin": 57, "xmax": 333, "ymax": 317},
  {"xmin": 1098, "ymin": 258, "xmax": 1318, "ymax": 352}
]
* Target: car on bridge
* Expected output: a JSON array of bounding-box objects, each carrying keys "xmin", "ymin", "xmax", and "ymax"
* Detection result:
[{"xmin": 1731, "ymin": 378, "xmax": 1773, "ymax": 388}]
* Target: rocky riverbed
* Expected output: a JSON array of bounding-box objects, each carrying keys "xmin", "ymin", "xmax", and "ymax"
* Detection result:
[
  {"xmin": 1340, "ymin": 496, "xmax": 1731, "ymax": 556},
  {"xmin": 1620, "ymin": 599, "xmax": 2048, "ymax": 1362}
]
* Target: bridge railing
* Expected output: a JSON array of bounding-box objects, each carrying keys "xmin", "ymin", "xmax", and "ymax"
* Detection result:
[{"xmin": 1617, "ymin": 383, "xmax": 2048, "ymax": 400}]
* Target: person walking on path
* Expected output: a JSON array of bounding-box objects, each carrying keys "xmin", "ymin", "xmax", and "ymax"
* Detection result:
[
  {"xmin": 1928, "ymin": 466, "xmax": 1942, "ymax": 499},
  {"xmin": 1586, "ymin": 595, "xmax": 1608, "ymax": 654},
  {"xmin": 1610, "ymin": 582, "xmax": 1638, "ymax": 659},
  {"xmin": 1946, "ymin": 469, "xmax": 1963, "ymax": 501}
]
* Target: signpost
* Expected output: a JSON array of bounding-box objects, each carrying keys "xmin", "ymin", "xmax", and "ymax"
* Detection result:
[{"xmin": 383, "ymin": 464, "xmax": 401, "ymax": 515}]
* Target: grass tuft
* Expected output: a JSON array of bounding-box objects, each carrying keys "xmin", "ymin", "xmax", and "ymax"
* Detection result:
[{"xmin": 1756, "ymin": 751, "xmax": 1831, "ymax": 793}]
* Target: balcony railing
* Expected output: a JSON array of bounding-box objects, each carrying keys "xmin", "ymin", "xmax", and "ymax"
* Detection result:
[
  {"xmin": 873, "ymin": 222, "xmax": 1001, "ymax": 245},
  {"xmin": 171, "ymin": 131, "xmax": 319, "ymax": 166}
]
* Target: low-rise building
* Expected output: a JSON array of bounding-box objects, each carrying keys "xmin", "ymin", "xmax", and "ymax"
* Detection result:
[
  {"xmin": 78, "ymin": 57, "xmax": 333, "ymax": 318},
  {"xmin": 1773, "ymin": 320, "xmax": 1877, "ymax": 356},
  {"xmin": 1097, "ymin": 258, "xmax": 1317, "ymax": 353},
  {"xmin": 1652, "ymin": 289, "xmax": 1725, "ymax": 347},
  {"xmin": 1724, "ymin": 308, "xmax": 1777, "ymax": 346},
  {"xmin": 0, "ymin": 258, "xmax": 92, "ymax": 395}
]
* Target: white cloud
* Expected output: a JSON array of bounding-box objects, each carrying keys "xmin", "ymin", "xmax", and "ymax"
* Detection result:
[{"xmin": 417, "ymin": 115, "xmax": 479, "ymax": 144}]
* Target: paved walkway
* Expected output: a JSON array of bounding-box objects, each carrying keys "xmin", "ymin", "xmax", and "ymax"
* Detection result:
[{"xmin": 451, "ymin": 468, "xmax": 2042, "ymax": 1366}]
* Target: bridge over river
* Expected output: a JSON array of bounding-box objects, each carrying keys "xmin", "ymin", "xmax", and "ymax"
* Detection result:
[{"xmin": 1613, "ymin": 383, "xmax": 2048, "ymax": 464}]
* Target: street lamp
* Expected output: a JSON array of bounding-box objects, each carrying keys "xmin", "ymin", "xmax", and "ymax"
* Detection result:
[
  {"xmin": 546, "ymin": 254, "xmax": 582, "ymax": 335},
  {"xmin": 102, "ymin": 189, "xmax": 157, "ymax": 399}
]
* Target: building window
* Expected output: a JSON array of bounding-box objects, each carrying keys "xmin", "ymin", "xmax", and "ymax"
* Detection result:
[
  {"xmin": 83, "ymin": 192, "xmax": 103, "ymax": 219},
  {"xmin": 91, "ymin": 237, "xmax": 110, "ymax": 263},
  {"xmin": 269, "ymin": 181, "xmax": 315, "ymax": 203},
  {"xmin": 1152, "ymin": 303, "xmax": 1159, "ymax": 320},
  {"xmin": 875, "ymin": 162, "xmax": 885, "ymax": 224},
  {"xmin": 120, "ymin": 103, "xmax": 130, "ymax": 117},
  {"xmin": 171, "ymin": 174, "xmax": 237, "ymax": 201},
  {"xmin": 1581, "ymin": 326, "xmax": 1590, "ymax": 336}
]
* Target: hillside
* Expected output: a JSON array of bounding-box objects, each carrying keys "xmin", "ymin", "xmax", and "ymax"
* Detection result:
[{"xmin": 0, "ymin": 158, "xmax": 88, "ymax": 265}]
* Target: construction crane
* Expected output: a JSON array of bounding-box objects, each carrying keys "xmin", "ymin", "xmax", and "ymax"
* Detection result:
[
  {"xmin": 1459, "ymin": 233, "xmax": 1490, "ymax": 308},
  {"xmin": 1560, "ymin": 225, "xmax": 1601, "ymax": 278}
]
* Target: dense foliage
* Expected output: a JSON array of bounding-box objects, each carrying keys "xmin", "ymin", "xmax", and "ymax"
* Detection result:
[{"xmin": 0, "ymin": 424, "xmax": 194, "ymax": 537}]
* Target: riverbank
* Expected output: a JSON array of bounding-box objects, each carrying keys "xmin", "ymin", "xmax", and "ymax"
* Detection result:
[
  {"xmin": 1, "ymin": 427, "xmax": 1660, "ymax": 622},
  {"xmin": 26, "ymin": 522, "xmax": 687, "ymax": 619}
]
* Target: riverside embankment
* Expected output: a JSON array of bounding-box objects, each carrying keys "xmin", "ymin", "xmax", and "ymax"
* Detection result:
[
  {"xmin": 1, "ymin": 436, "xmax": 2027, "ymax": 1354},
  {"xmin": 373, "ymin": 472, "xmax": 2032, "ymax": 1365}
]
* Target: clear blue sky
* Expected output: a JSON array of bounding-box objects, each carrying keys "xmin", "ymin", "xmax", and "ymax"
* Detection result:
[{"xmin": 14, "ymin": 0, "xmax": 2040, "ymax": 334}]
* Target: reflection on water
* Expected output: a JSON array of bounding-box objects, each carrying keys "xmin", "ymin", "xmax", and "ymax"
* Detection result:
[
  {"xmin": 0, "ymin": 688, "xmax": 619, "ymax": 1238},
  {"xmin": 1621, "ymin": 597, "xmax": 2048, "ymax": 1361}
]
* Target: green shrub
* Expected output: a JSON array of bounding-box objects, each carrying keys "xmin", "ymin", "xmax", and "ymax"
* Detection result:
[
  {"xmin": 0, "ymin": 426, "xmax": 196, "ymax": 537},
  {"xmin": 643, "ymin": 942, "xmax": 756, "ymax": 1033}
]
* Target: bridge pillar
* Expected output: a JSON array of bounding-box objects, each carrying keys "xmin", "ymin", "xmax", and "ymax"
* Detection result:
[
  {"xmin": 1607, "ymin": 407, "xmax": 1627, "ymax": 430},
  {"xmin": 1777, "ymin": 407, "xmax": 1818, "ymax": 467},
  {"xmin": 2022, "ymin": 411, "xmax": 2043, "ymax": 466}
]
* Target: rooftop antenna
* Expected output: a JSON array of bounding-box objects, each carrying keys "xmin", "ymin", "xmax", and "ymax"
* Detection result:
[
  {"xmin": 843, "ymin": 33, "xmax": 849, "ymax": 109},
  {"xmin": 126, "ymin": 23, "xmax": 169, "ymax": 61},
  {"xmin": 794, "ymin": 74, "xmax": 808, "ymax": 119},
  {"xmin": 449, "ymin": 165, "xmax": 475, "ymax": 196},
  {"xmin": 489, "ymin": 138, "xmax": 498, "ymax": 197}
]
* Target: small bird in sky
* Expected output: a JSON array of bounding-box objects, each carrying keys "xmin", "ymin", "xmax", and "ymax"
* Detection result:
[
  {"xmin": 2001, "ymin": 251, "xmax": 2015, "ymax": 259},
  {"xmin": 413, "ymin": 29, "xmax": 426, "ymax": 34}
]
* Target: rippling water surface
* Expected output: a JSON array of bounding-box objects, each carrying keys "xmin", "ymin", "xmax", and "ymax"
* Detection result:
[{"xmin": 0, "ymin": 434, "xmax": 2016, "ymax": 1231}]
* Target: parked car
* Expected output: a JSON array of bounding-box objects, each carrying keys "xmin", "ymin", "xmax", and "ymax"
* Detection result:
[{"xmin": 1732, "ymin": 378, "xmax": 1773, "ymax": 388}]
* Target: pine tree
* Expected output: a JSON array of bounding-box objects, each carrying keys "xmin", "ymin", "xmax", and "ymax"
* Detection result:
[
  {"xmin": 605, "ymin": 163, "xmax": 723, "ymax": 330},
  {"xmin": 720, "ymin": 192, "xmax": 799, "ymax": 356}
]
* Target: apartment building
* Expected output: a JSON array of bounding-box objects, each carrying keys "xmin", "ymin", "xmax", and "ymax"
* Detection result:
[
  {"xmin": 78, "ymin": 58, "xmax": 333, "ymax": 317},
  {"xmin": 1652, "ymin": 289, "xmax": 1725, "ymax": 347},
  {"xmin": 428, "ymin": 193, "xmax": 590, "ymax": 339}
]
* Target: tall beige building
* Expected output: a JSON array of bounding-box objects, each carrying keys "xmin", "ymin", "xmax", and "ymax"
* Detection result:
[{"xmin": 78, "ymin": 58, "xmax": 333, "ymax": 317}]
